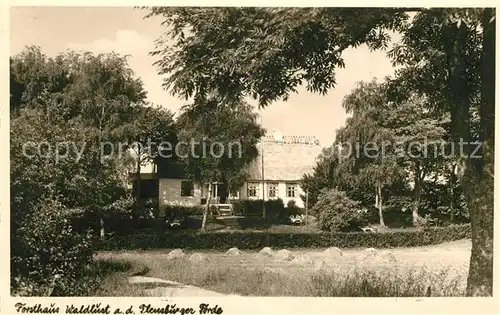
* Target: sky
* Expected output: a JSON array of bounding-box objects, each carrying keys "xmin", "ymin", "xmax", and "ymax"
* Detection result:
[{"xmin": 10, "ymin": 6, "xmax": 399, "ymax": 148}]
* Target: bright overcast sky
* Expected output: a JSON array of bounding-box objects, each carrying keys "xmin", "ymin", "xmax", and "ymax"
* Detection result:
[{"xmin": 10, "ymin": 6, "xmax": 399, "ymax": 147}]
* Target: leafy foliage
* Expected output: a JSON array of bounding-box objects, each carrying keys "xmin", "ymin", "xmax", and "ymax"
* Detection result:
[
  {"xmin": 231, "ymin": 198, "xmax": 287, "ymax": 217},
  {"xmin": 303, "ymin": 80, "xmax": 449, "ymax": 227},
  {"xmin": 144, "ymin": 7, "xmax": 408, "ymax": 107},
  {"xmin": 312, "ymin": 189, "xmax": 367, "ymax": 232},
  {"xmin": 300, "ymin": 148, "xmax": 339, "ymax": 208},
  {"xmin": 11, "ymin": 197, "xmax": 94, "ymax": 296},
  {"xmin": 126, "ymin": 105, "xmax": 177, "ymax": 199},
  {"xmin": 10, "ymin": 46, "xmax": 147, "ymax": 129},
  {"xmin": 176, "ymin": 100, "xmax": 265, "ymax": 200},
  {"xmin": 127, "ymin": 105, "xmax": 177, "ymax": 159},
  {"xmin": 386, "ymin": 9, "xmax": 494, "ymax": 295},
  {"xmin": 420, "ymin": 182, "xmax": 469, "ymax": 221}
]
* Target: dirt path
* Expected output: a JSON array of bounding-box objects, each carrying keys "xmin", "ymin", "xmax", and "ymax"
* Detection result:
[{"xmin": 128, "ymin": 276, "xmax": 233, "ymax": 297}]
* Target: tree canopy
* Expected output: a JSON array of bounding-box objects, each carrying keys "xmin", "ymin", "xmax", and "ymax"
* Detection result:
[
  {"xmin": 176, "ymin": 99, "xmax": 265, "ymax": 199},
  {"xmin": 144, "ymin": 7, "xmax": 408, "ymax": 106}
]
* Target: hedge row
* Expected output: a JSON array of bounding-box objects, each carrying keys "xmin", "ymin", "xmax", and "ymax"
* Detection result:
[
  {"xmin": 98, "ymin": 224, "xmax": 471, "ymax": 251},
  {"xmin": 161, "ymin": 199, "xmax": 304, "ymax": 217}
]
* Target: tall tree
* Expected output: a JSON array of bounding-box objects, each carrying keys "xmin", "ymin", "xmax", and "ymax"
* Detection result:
[
  {"xmin": 381, "ymin": 93, "xmax": 447, "ymax": 225},
  {"xmin": 145, "ymin": 7, "xmax": 495, "ymax": 296},
  {"xmin": 124, "ymin": 105, "xmax": 177, "ymax": 200},
  {"xmin": 176, "ymin": 99, "xmax": 265, "ymax": 231},
  {"xmin": 11, "ymin": 47, "xmax": 149, "ymax": 239},
  {"xmin": 337, "ymin": 80, "xmax": 403, "ymax": 226},
  {"xmin": 387, "ymin": 8, "xmax": 494, "ymax": 295}
]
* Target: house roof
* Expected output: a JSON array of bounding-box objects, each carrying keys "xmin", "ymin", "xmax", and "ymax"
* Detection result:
[
  {"xmin": 155, "ymin": 134, "xmax": 322, "ymax": 182},
  {"xmin": 246, "ymin": 135, "xmax": 322, "ymax": 181}
]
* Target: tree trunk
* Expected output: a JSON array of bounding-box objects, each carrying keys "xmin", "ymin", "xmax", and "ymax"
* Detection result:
[
  {"xmin": 201, "ymin": 184, "xmax": 212, "ymax": 231},
  {"xmin": 443, "ymin": 15, "xmax": 471, "ymax": 228},
  {"xmin": 449, "ymin": 164, "xmax": 457, "ymax": 222},
  {"xmin": 98, "ymin": 102, "xmax": 106, "ymax": 240},
  {"xmin": 304, "ymin": 189, "xmax": 309, "ymax": 226},
  {"xmin": 262, "ymin": 182, "xmax": 266, "ymax": 219},
  {"xmin": 446, "ymin": 22, "xmax": 471, "ymax": 150},
  {"xmin": 465, "ymin": 8, "xmax": 495, "ymax": 297},
  {"xmin": 464, "ymin": 157, "xmax": 493, "ymax": 296},
  {"xmin": 412, "ymin": 162, "xmax": 422, "ymax": 226},
  {"xmin": 449, "ymin": 187, "xmax": 454, "ymax": 222},
  {"xmin": 135, "ymin": 153, "xmax": 142, "ymax": 201},
  {"xmin": 376, "ymin": 185, "xmax": 385, "ymax": 227},
  {"xmin": 99, "ymin": 218, "xmax": 105, "ymax": 240}
]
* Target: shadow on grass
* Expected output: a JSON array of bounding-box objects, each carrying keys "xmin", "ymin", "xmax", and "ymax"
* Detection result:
[
  {"xmin": 133, "ymin": 282, "xmax": 186, "ymax": 290},
  {"xmin": 131, "ymin": 264, "xmax": 151, "ymax": 276},
  {"xmin": 79, "ymin": 258, "xmax": 152, "ymax": 296},
  {"xmin": 182, "ymin": 215, "xmax": 315, "ymax": 232},
  {"xmin": 95, "ymin": 259, "xmax": 134, "ymax": 274}
]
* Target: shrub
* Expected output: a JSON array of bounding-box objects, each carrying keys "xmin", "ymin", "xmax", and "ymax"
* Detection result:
[
  {"xmin": 209, "ymin": 204, "xmax": 218, "ymax": 214},
  {"xmin": 132, "ymin": 197, "xmax": 159, "ymax": 219},
  {"xmin": 99, "ymin": 224, "xmax": 471, "ymax": 251},
  {"xmin": 312, "ymin": 189, "xmax": 368, "ymax": 232},
  {"xmin": 231, "ymin": 200, "xmax": 245, "ymax": 215},
  {"xmin": 104, "ymin": 194, "xmax": 134, "ymax": 217},
  {"xmin": 266, "ymin": 198, "xmax": 286, "ymax": 218},
  {"xmin": 242, "ymin": 200, "xmax": 264, "ymax": 215},
  {"xmin": 381, "ymin": 196, "xmax": 414, "ymax": 227},
  {"xmin": 286, "ymin": 200, "xmax": 305, "ymax": 216},
  {"xmin": 230, "ymin": 199, "xmax": 286, "ymax": 217},
  {"xmin": 420, "ymin": 182, "xmax": 469, "ymax": 222},
  {"xmin": 415, "ymin": 214, "xmax": 435, "ymax": 229},
  {"xmin": 71, "ymin": 196, "xmax": 158, "ymax": 235},
  {"xmin": 10, "ymin": 108, "xmax": 131, "ymax": 295},
  {"xmin": 11, "ymin": 197, "xmax": 94, "ymax": 296}
]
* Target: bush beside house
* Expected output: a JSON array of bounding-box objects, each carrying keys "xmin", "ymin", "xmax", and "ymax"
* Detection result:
[
  {"xmin": 312, "ymin": 189, "xmax": 368, "ymax": 232},
  {"xmin": 230, "ymin": 198, "xmax": 305, "ymax": 218}
]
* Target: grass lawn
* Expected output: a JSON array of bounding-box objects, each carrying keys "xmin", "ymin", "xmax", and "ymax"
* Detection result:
[
  {"xmin": 90, "ymin": 239, "xmax": 471, "ymax": 297},
  {"xmin": 177, "ymin": 215, "xmax": 423, "ymax": 234},
  {"xmin": 181, "ymin": 215, "xmax": 324, "ymax": 233},
  {"xmin": 199, "ymin": 222, "xmax": 323, "ymax": 234}
]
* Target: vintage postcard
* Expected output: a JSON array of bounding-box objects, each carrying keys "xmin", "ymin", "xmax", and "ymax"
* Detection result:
[{"xmin": 1, "ymin": 2, "xmax": 498, "ymax": 315}]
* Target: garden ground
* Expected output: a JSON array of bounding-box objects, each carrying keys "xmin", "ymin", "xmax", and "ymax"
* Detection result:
[{"xmin": 91, "ymin": 239, "xmax": 471, "ymax": 297}]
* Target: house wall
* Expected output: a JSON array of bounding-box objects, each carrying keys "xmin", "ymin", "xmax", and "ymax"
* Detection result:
[
  {"xmin": 158, "ymin": 178, "xmax": 202, "ymax": 216},
  {"xmin": 241, "ymin": 181, "xmax": 305, "ymax": 208},
  {"xmin": 158, "ymin": 178, "xmax": 306, "ymax": 216}
]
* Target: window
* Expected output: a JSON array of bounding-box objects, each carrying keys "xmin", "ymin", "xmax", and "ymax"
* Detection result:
[
  {"xmin": 181, "ymin": 181, "xmax": 194, "ymax": 197},
  {"xmin": 268, "ymin": 183, "xmax": 278, "ymax": 198},
  {"xmin": 286, "ymin": 183, "xmax": 297, "ymax": 198},
  {"xmin": 247, "ymin": 183, "xmax": 258, "ymax": 197},
  {"xmin": 229, "ymin": 190, "xmax": 240, "ymax": 198}
]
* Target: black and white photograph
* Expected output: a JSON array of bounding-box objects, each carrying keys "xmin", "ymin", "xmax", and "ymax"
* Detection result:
[{"xmin": 4, "ymin": 4, "xmax": 496, "ymax": 309}]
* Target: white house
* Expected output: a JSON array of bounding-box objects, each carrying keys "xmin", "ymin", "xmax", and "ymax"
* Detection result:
[{"xmin": 134, "ymin": 132, "xmax": 323, "ymax": 216}]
